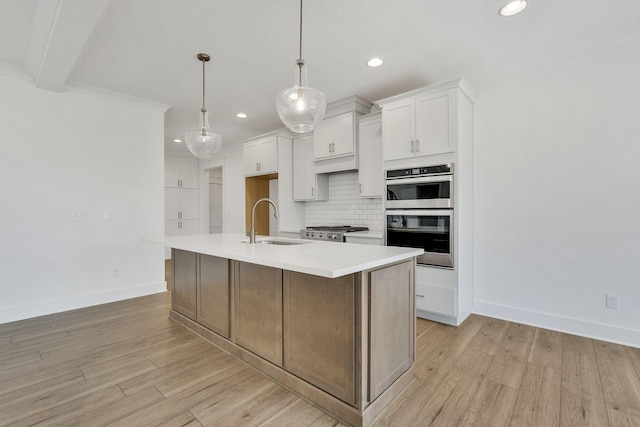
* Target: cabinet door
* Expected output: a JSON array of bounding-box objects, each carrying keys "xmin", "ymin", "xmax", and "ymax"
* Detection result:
[
  {"xmin": 178, "ymin": 220, "xmax": 199, "ymax": 235},
  {"xmin": 165, "ymin": 188, "xmax": 179, "ymax": 220},
  {"xmin": 179, "ymin": 189, "xmax": 198, "ymax": 220},
  {"xmin": 415, "ymin": 89, "xmax": 455, "ymax": 155},
  {"xmin": 293, "ymin": 136, "xmax": 328, "ymax": 201},
  {"xmin": 164, "ymin": 156, "xmax": 180, "ymax": 187},
  {"xmin": 283, "ymin": 271, "xmax": 356, "ymax": 405},
  {"xmin": 234, "ymin": 262, "xmax": 283, "ymax": 366},
  {"xmin": 259, "ymin": 137, "xmax": 278, "ymax": 174},
  {"xmin": 172, "ymin": 249, "xmax": 197, "ymax": 320},
  {"xmin": 313, "ymin": 112, "xmax": 355, "ymax": 160},
  {"xmin": 312, "ymin": 119, "xmax": 332, "ymax": 159},
  {"xmin": 358, "ymin": 116, "xmax": 383, "ymax": 198},
  {"xmin": 382, "ymin": 99, "xmax": 415, "ymax": 161},
  {"xmin": 293, "ymin": 136, "xmax": 314, "ymax": 200},
  {"xmin": 198, "ymin": 255, "xmax": 230, "ymax": 338},
  {"xmin": 243, "ymin": 143, "xmax": 260, "ymax": 176},
  {"xmin": 331, "ymin": 112, "xmax": 355, "ymax": 157},
  {"xmin": 179, "ymin": 157, "xmax": 198, "ymax": 189}
]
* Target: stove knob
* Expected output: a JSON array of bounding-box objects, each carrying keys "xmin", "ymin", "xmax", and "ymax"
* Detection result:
[
  {"xmin": 319, "ymin": 233, "xmax": 323, "ymax": 238},
  {"xmin": 305, "ymin": 232, "xmax": 310, "ymax": 237}
]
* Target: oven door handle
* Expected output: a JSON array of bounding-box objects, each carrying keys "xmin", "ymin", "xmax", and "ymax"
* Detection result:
[
  {"xmin": 385, "ymin": 209, "xmax": 453, "ymax": 217},
  {"xmin": 385, "ymin": 175, "xmax": 452, "ymax": 185}
]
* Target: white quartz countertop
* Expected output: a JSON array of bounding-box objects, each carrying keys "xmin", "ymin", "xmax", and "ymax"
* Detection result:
[{"xmin": 165, "ymin": 233, "xmax": 423, "ymax": 278}]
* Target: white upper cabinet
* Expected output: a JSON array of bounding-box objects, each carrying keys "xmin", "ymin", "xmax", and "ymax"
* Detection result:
[
  {"xmin": 381, "ymin": 88, "xmax": 456, "ymax": 161},
  {"xmin": 165, "ymin": 156, "xmax": 198, "ymax": 188},
  {"xmin": 293, "ymin": 135, "xmax": 328, "ymax": 201},
  {"xmin": 357, "ymin": 113, "xmax": 383, "ymax": 198},
  {"xmin": 243, "ymin": 136, "xmax": 278, "ymax": 176},
  {"xmin": 313, "ymin": 112, "xmax": 355, "ymax": 160}
]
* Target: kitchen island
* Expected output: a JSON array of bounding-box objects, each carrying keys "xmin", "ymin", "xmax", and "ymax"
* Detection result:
[{"xmin": 165, "ymin": 233, "xmax": 423, "ymax": 427}]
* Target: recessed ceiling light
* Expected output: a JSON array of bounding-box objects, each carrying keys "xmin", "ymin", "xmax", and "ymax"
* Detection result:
[
  {"xmin": 499, "ymin": 0, "xmax": 527, "ymax": 16},
  {"xmin": 173, "ymin": 139, "xmax": 183, "ymax": 143},
  {"xmin": 367, "ymin": 57, "xmax": 384, "ymax": 68},
  {"xmin": 236, "ymin": 113, "xmax": 248, "ymax": 119}
]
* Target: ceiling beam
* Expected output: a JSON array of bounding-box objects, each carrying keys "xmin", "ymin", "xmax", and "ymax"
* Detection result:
[{"xmin": 27, "ymin": 0, "xmax": 111, "ymax": 91}]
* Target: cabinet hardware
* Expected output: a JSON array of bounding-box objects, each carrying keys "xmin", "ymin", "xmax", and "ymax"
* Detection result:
[
  {"xmin": 178, "ymin": 211, "xmax": 182, "ymax": 219},
  {"xmin": 178, "ymin": 179, "xmax": 182, "ymax": 187},
  {"xmin": 311, "ymin": 187, "xmax": 315, "ymax": 197},
  {"xmin": 417, "ymin": 294, "xmax": 425, "ymax": 298},
  {"xmin": 410, "ymin": 140, "xmax": 415, "ymax": 153},
  {"xmin": 178, "ymin": 221, "xmax": 182, "ymax": 229},
  {"xmin": 415, "ymin": 139, "xmax": 420, "ymax": 152},
  {"xmin": 359, "ymin": 183, "xmax": 362, "ymax": 193}
]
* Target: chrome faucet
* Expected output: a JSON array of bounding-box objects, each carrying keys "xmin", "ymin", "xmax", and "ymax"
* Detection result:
[{"xmin": 249, "ymin": 198, "xmax": 279, "ymax": 243}]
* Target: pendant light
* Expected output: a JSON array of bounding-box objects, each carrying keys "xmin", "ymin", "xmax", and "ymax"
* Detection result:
[
  {"xmin": 185, "ymin": 53, "xmax": 222, "ymax": 158},
  {"xmin": 276, "ymin": 0, "xmax": 326, "ymax": 134}
]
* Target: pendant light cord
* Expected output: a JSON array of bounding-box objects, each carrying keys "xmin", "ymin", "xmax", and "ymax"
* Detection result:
[
  {"xmin": 201, "ymin": 58, "xmax": 207, "ymax": 113},
  {"xmin": 297, "ymin": 0, "xmax": 304, "ymax": 86}
]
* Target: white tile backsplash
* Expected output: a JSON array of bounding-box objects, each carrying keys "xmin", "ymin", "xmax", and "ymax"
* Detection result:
[{"xmin": 305, "ymin": 171, "xmax": 383, "ymax": 232}]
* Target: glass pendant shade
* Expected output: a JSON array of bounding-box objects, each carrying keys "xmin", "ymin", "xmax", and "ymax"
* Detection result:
[
  {"xmin": 276, "ymin": 61, "xmax": 326, "ymax": 133},
  {"xmin": 185, "ymin": 109, "xmax": 222, "ymax": 158}
]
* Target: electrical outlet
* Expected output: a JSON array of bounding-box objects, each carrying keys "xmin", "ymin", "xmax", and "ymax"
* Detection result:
[
  {"xmin": 112, "ymin": 268, "xmax": 120, "ymax": 279},
  {"xmin": 72, "ymin": 210, "xmax": 85, "ymax": 221},
  {"xmin": 606, "ymin": 294, "xmax": 619, "ymax": 309}
]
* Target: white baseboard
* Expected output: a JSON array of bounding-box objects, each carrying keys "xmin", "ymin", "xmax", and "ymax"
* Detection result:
[
  {"xmin": 473, "ymin": 300, "xmax": 640, "ymax": 349},
  {"xmin": 417, "ymin": 308, "xmax": 471, "ymax": 326},
  {"xmin": 0, "ymin": 281, "xmax": 168, "ymax": 324}
]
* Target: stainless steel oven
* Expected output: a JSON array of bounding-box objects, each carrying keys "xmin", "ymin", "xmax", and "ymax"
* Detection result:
[{"xmin": 385, "ymin": 164, "xmax": 454, "ymax": 268}]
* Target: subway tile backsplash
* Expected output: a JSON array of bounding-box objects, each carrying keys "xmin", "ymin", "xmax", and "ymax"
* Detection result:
[{"xmin": 305, "ymin": 171, "xmax": 383, "ymax": 232}]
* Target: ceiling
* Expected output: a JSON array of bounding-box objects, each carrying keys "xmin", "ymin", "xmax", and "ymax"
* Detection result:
[{"xmin": 2, "ymin": 0, "xmax": 640, "ymax": 155}]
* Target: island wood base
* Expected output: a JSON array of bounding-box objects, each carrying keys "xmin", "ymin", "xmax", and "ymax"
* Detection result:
[
  {"xmin": 170, "ymin": 310, "xmax": 414, "ymax": 427},
  {"xmin": 169, "ymin": 250, "xmax": 417, "ymax": 427}
]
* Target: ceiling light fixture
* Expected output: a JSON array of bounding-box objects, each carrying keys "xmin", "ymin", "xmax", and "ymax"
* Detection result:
[
  {"xmin": 173, "ymin": 138, "xmax": 183, "ymax": 143},
  {"xmin": 275, "ymin": 0, "xmax": 326, "ymax": 133},
  {"xmin": 367, "ymin": 58, "xmax": 384, "ymax": 68},
  {"xmin": 499, "ymin": 0, "xmax": 527, "ymax": 16},
  {"xmin": 184, "ymin": 53, "xmax": 222, "ymax": 158},
  {"xmin": 236, "ymin": 113, "xmax": 248, "ymax": 119}
]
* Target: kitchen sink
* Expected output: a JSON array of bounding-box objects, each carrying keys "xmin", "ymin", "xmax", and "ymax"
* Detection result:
[{"xmin": 242, "ymin": 239, "xmax": 307, "ymax": 246}]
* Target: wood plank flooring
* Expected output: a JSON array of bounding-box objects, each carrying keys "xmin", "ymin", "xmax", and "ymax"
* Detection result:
[{"xmin": 1, "ymin": 292, "xmax": 639, "ymax": 426}]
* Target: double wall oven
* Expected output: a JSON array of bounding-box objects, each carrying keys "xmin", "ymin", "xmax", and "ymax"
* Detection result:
[{"xmin": 385, "ymin": 164, "xmax": 454, "ymax": 268}]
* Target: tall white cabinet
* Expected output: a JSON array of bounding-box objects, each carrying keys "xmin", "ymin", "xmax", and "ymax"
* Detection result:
[
  {"xmin": 165, "ymin": 155, "xmax": 199, "ymax": 258},
  {"xmin": 378, "ymin": 78, "xmax": 475, "ymax": 326}
]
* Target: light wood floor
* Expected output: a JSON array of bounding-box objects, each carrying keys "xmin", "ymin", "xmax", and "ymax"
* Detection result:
[{"xmin": 1, "ymin": 292, "xmax": 640, "ymax": 426}]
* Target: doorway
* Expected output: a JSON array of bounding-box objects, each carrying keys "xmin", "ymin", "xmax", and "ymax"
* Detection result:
[{"xmin": 209, "ymin": 166, "xmax": 223, "ymax": 233}]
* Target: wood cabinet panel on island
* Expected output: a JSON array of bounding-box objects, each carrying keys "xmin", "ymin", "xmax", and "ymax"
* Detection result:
[
  {"xmin": 234, "ymin": 262, "xmax": 283, "ymax": 366},
  {"xmin": 284, "ymin": 271, "xmax": 356, "ymax": 405}
]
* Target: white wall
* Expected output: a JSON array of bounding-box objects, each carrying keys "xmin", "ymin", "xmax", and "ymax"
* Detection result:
[
  {"xmin": 471, "ymin": 38, "xmax": 640, "ymax": 347},
  {"xmin": 0, "ymin": 74, "xmax": 167, "ymax": 323}
]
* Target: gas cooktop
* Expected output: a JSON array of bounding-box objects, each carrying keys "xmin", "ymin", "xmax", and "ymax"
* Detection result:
[{"xmin": 301, "ymin": 226, "xmax": 369, "ymax": 242}]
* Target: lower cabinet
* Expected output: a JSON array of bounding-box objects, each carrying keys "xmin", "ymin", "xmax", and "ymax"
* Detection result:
[
  {"xmin": 197, "ymin": 255, "xmax": 230, "ymax": 338},
  {"xmin": 172, "ymin": 249, "xmax": 197, "ymax": 320},
  {"xmin": 283, "ymin": 272, "xmax": 356, "ymax": 405},
  {"xmin": 234, "ymin": 262, "xmax": 283, "ymax": 366}
]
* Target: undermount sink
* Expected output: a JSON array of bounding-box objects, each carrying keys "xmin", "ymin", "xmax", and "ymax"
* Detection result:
[{"xmin": 242, "ymin": 239, "xmax": 306, "ymax": 246}]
